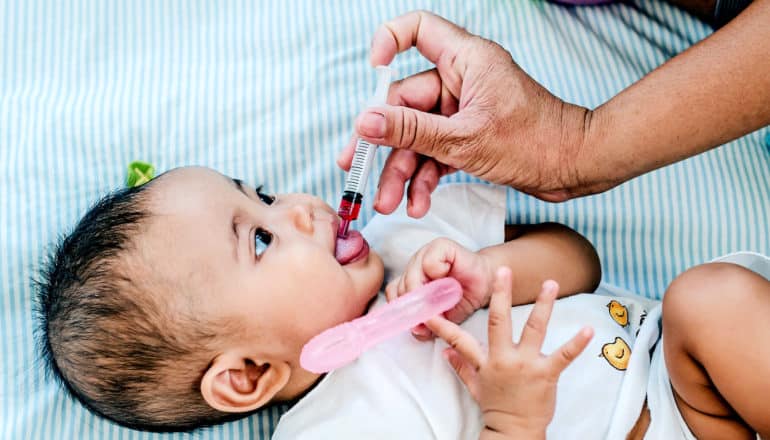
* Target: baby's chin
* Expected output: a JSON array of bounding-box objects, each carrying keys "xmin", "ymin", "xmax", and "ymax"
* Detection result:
[{"xmin": 350, "ymin": 251, "xmax": 385, "ymax": 318}]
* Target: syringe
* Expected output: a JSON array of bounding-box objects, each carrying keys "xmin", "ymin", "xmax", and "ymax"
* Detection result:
[{"xmin": 337, "ymin": 66, "xmax": 394, "ymax": 238}]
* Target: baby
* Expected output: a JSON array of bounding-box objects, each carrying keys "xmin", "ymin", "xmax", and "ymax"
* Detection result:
[{"xmin": 37, "ymin": 166, "xmax": 770, "ymax": 438}]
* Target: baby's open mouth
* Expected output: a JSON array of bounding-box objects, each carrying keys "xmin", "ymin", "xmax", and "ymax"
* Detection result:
[{"xmin": 335, "ymin": 230, "xmax": 369, "ymax": 265}]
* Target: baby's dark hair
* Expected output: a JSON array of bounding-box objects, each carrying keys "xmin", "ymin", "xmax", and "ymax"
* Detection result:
[{"xmin": 34, "ymin": 182, "xmax": 242, "ymax": 431}]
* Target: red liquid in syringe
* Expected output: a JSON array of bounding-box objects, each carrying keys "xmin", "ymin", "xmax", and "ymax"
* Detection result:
[{"xmin": 337, "ymin": 192, "xmax": 363, "ymax": 238}]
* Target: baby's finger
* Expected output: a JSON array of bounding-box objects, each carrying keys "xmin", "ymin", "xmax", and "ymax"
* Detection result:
[
  {"xmin": 425, "ymin": 316, "xmax": 484, "ymax": 369},
  {"xmin": 385, "ymin": 279, "xmax": 400, "ymax": 302},
  {"xmin": 442, "ymin": 298, "xmax": 478, "ymax": 325},
  {"xmin": 549, "ymin": 326, "xmax": 594, "ymax": 373},
  {"xmin": 487, "ymin": 267, "xmax": 514, "ymax": 354},
  {"xmin": 397, "ymin": 271, "xmax": 408, "ymax": 296},
  {"xmin": 518, "ymin": 280, "xmax": 559, "ymax": 353},
  {"xmin": 419, "ymin": 239, "xmax": 455, "ymax": 280},
  {"xmin": 403, "ymin": 264, "xmax": 428, "ymax": 293},
  {"xmin": 410, "ymin": 323, "xmax": 433, "ymax": 340},
  {"xmin": 443, "ymin": 348, "xmax": 480, "ymax": 401}
]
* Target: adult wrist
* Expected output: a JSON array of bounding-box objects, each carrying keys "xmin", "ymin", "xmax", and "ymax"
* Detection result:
[
  {"xmin": 551, "ymin": 100, "xmax": 614, "ymax": 199},
  {"xmin": 567, "ymin": 102, "xmax": 633, "ymax": 198}
]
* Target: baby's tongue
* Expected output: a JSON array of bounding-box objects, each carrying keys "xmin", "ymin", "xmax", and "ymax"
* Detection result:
[{"xmin": 335, "ymin": 230, "xmax": 363, "ymax": 265}]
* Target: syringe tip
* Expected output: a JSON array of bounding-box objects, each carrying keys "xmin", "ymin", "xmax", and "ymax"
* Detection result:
[{"xmin": 337, "ymin": 219, "xmax": 351, "ymax": 238}]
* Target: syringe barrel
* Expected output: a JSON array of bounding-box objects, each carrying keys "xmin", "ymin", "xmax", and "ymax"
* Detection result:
[{"xmin": 343, "ymin": 139, "xmax": 378, "ymax": 196}]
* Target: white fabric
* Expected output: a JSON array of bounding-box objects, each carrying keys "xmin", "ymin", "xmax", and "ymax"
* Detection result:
[
  {"xmin": 612, "ymin": 252, "xmax": 770, "ymax": 440},
  {"xmin": 644, "ymin": 331, "xmax": 697, "ymax": 440},
  {"xmin": 274, "ymin": 184, "xmax": 657, "ymax": 439}
]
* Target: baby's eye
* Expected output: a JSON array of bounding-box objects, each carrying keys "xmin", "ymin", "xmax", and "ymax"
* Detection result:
[
  {"xmin": 254, "ymin": 227, "xmax": 272, "ymax": 257},
  {"xmin": 255, "ymin": 185, "xmax": 275, "ymax": 205}
]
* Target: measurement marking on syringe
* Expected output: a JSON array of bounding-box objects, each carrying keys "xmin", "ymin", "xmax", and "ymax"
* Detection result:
[
  {"xmin": 348, "ymin": 142, "xmax": 372, "ymax": 181},
  {"xmin": 344, "ymin": 140, "xmax": 377, "ymax": 194}
]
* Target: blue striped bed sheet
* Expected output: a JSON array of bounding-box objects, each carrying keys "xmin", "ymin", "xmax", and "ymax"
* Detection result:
[{"xmin": 1, "ymin": 0, "xmax": 768, "ymax": 438}]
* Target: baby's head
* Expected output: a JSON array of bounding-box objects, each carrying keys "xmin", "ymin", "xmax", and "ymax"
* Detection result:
[{"xmin": 36, "ymin": 166, "xmax": 383, "ymax": 431}]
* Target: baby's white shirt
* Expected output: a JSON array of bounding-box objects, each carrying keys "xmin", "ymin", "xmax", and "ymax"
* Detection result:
[{"xmin": 272, "ymin": 184, "xmax": 657, "ymax": 439}]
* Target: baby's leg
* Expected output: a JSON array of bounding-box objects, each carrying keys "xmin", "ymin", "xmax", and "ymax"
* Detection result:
[{"xmin": 662, "ymin": 262, "xmax": 770, "ymax": 439}]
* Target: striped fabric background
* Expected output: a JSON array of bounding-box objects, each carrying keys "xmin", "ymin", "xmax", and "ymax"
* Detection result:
[{"xmin": 1, "ymin": 0, "xmax": 768, "ymax": 438}]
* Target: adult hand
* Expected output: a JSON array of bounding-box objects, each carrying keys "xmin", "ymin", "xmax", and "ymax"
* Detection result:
[
  {"xmin": 426, "ymin": 269, "xmax": 594, "ymax": 439},
  {"xmin": 337, "ymin": 10, "xmax": 595, "ymax": 218},
  {"xmin": 340, "ymin": 4, "xmax": 770, "ymax": 219}
]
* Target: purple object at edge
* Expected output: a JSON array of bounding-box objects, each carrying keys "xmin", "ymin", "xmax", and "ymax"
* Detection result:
[{"xmin": 550, "ymin": 0, "xmax": 615, "ymax": 4}]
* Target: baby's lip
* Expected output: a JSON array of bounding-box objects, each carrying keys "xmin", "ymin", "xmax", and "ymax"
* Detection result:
[{"xmin": 331, "ymin": 217, "xmax": 340, "ymax": 238}]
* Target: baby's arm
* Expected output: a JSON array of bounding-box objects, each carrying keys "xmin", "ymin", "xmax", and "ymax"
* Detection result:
[
  {"xmin": 387, "ymin": 223, "xmax": 601, "ymax": 330},
  {"xmin": 484, "ymin": 223, "xmax": 601, "ymax": 306}
]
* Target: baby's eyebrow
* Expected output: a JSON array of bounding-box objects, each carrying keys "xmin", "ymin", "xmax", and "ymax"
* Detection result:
[
  {"xmin": 230, "ymin": 178, "xmax": 249, "ymax": 263},
  {"xmin": 231, "ymin": 178, "xmax": 249, "ymax": 198}
]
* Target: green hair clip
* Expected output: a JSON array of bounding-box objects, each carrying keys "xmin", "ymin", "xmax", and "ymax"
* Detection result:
[{"xmin": 126, "ymin": 161, "xmax": 156, "ymax": 187}]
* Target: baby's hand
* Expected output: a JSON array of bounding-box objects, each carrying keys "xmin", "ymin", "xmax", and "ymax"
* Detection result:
[
  {"xmin": 386, "ymin": 238, "xmax": 496, "ymax": 339},
  {"xmin": 426, "ymin": 268, "xmax": 594, "ymax": 439}
]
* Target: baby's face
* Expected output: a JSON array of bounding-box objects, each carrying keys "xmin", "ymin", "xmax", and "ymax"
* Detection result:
[{"xmin": 141, "ymin": 167, "xmax": 383, "ymax": 371}]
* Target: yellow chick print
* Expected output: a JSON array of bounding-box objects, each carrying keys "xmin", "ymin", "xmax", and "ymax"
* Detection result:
[
  {"xmin": 600, "ymin": 337, "xmax": 632, "ymax": 371},
  {"xmin": 606, "ymin": 300, "xmax": 629, "ymax": 327}
]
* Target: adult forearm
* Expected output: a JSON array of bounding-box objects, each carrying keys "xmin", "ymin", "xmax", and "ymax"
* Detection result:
[{"xmin": 581, "ymin": 0, "xmax": 770, "ymax": 189}]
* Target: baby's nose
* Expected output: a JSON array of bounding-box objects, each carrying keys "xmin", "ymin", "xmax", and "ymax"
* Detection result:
[{"xmin": 288, "ymin": 203, "xmax": 314, "ymax": 234}]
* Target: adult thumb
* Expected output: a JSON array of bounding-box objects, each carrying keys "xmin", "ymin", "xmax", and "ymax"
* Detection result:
[{"xmin": 356, "ymin": 106, "xmax": 459, "ymax": 160}]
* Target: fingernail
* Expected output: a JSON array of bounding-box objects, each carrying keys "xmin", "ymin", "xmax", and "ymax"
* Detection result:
[
  {"xmin": 412, "ymin": 326, "xmax": 430, "ymax": 337},
  {"xmin": 358, "ymin": 111, "xmax": 386, "ymax": 138}
]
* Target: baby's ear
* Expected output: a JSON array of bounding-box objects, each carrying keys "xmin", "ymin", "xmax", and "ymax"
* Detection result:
[{"xmin": 200, "ymin": 352, "xmax": 290, "ymax": 413}]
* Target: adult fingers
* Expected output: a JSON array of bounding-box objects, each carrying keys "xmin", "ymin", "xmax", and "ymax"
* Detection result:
[
  {"xmin": 518, "ymin": 280, "xmax": 559, "ymax": 353},
  {"xmin": 487, "ymin": 267, "xmax": 514, "ymax": 354},
  {"xmin": 370, "ymin": 10, "xmax": 472, "ymax": 69},
  {"xmin": 373, "ymin": 148, "xmax": 419, "ymax": 215},
  {"xmin": 425, "ymin": 316, "xmax": 484, "ymax": 369},
  {"xmin": 388, "ymin": 69, "xmax": 443, "ymax": 111},
  {"xmin": 406, "ymin": 158, "xmax": 442, "ymax": 218},
  {"xmin": 355, "ymin": 104, "xmax": 462, "ymax": 161},
  {"xmin": 336, "ymin": 134, "xmax": 358, "ymax": 171},
  {"xmin": 337, "ymin": 69, "xmax": 441, "ymax": 171},
  {"xmin": 549, "ymin": 326, "xmax": 594, "ymax": 373}
]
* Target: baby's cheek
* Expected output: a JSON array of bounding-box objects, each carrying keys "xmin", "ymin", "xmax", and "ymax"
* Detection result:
[
  {"xmin": 297, "ymin": 273, "xmax": 355, "ymax": 320},
  {"xmin": 351, "ymin": 252, "xmax": 384, "ymax": 298}
]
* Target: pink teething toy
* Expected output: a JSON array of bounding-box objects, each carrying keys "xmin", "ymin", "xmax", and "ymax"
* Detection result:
[{"xmin": 300, "ymin": 278, "xmax": 463, "ymax": 373}]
